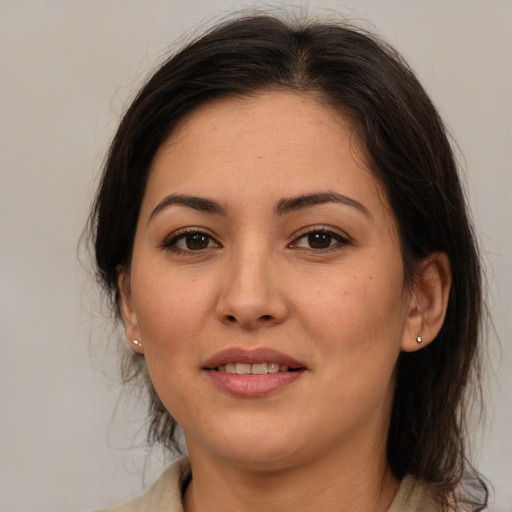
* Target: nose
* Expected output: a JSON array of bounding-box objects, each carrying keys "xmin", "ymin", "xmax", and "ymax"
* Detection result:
[{"xmin": 215, "ymin": 244, "xmax": 289, "ymax": 330}]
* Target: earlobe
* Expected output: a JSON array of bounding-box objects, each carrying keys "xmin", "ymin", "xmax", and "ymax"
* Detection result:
[
  {"xmin": 117, "ymin": 266, "xmax": 143, "ymax": 353},
  {"xmin": 401, "ymin": 252, "xmax": 452, "ymax": 352}
]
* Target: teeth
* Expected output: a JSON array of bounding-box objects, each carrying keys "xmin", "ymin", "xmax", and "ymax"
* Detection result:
[
  {"xmin": 268, "ymin": 362, "xmax": 279, "ymax": 373},
  {"xmin": 218, "ymin": 362, "xmax": 295, "ymax": 374},
  {"xmin": 235, "ymin": 363, "xmax": 251, "ymax": 374},
  {"xmin": 252, "ymin": 363, "xmax": 268, "ymax": 375}
]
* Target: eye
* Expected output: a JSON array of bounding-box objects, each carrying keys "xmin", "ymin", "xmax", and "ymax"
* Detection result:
[
  {"xmin": 290, "ymin": 227, "xmax": 350, "ymax": 251},
  {"xmin": 302, "ymin": 232, "xmax": 335, "ymax": 249},
  {"xmin": 161, "ymin": 229, "xmax": 221, "ymax": 253}
]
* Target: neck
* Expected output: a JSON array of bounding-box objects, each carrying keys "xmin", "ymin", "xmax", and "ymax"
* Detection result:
[{"xmin": 183, "ymin": 439, "xmax": 399, "ymax": 512}]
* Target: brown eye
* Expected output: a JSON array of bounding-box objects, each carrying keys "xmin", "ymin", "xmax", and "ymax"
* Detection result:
[
  {"xmin": 162, "ymin": 230, "xmax": 220, "ymax": 252},
  {"xmin": 291, "ymin": 228, "xmax": 350, "ymax": 252},
  {"xmin": 307, "ymin": 232, "xmax": 332, "ymax": 249},
  {"xmin": 185, "ymin": 233, "xmax": 210, "ymax": 250}
]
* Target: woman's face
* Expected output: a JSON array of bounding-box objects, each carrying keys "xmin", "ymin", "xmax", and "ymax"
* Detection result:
[{"xmin": 120, "ymin": 92, "xmax": 418, "ymax": 470}]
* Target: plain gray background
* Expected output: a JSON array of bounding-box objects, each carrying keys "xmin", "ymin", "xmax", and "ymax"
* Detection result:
[{"xmin": 0, "ymin": 1, "xmax": 510, "ymax": 511}]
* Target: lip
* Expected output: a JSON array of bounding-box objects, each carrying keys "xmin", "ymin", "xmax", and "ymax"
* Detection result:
[
  {"xmin": 202, "ymin": 347, "xmax": 306, "ymax": 370},
  {"xmin": 202, "ymin": 347, "xmax": 307, "ymax": 397}
]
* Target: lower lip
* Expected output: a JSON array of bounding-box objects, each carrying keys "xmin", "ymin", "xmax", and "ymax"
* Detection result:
[{"xmin": 205, "ymin": 370, "xmax": 305, "ymax": 397}]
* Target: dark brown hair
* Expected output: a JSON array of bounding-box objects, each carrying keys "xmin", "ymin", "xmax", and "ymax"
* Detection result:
[{"xmin": 90, "ymin": 14, "xmax": 488, "ymax": 510}]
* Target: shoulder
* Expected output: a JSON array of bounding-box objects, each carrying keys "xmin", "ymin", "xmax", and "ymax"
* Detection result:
[
  {"xmin": 388, "ymin": 474, "xmax": 440, "ymax": 512},
  {"xmin": 389, "ymin": 476, "xmax": 482, "ymax": 512},
  {"xmin": 90, "ymin": 457, "xmax": 191, "ymax": 512}
]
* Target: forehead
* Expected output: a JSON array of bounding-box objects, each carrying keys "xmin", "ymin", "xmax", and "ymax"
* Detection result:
[
  {"xmin": 143, "ymin": 92, "xmax": 389, "ymax": 219},
  {"xmin": 168, "ymin": 91, "xmax": 351, "ymax": 141}
]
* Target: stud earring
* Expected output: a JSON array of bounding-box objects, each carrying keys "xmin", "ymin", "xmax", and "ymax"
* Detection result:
[
  {"xmin": 132, "ymin": 339, "xmax": 142, "ymax": 348},
  {"xmin": 415, "ymin": 300, "xmax": 424, "ymax": 345}
]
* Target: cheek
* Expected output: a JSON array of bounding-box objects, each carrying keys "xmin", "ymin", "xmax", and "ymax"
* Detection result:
[
  {"xmin": 301, "ymin": 270, "xmax": 404, "ymax": 334},
  {"xmin": 130, "ymin": 272, "xmax": 216, "ymax": 419},
  {"xmin": 299, "ymin": 268, "xmax": 405, "ymax": 419},
  {"xmin": 293, "ymin": 264, "xmax": 407, "ymax": 377},
  {"xmin": 131, "ymin": 268, "xmax": 217, "ymax": 360}
]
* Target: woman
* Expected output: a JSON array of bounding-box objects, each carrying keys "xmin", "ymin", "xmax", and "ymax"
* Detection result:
[{"xmin": 89, "ymin": 14, "xmax": 488, "ymax": 511}]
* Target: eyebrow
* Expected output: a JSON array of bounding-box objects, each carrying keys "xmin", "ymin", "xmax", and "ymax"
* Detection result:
[
  {"xmin": 149, "ymin": 191, "xmax": 370, "ymax": 220},
  {"xmin": 149, "ymin": 194, "xmax": 228, "ymax": 220},
  {"xmin": 274, "ymin": 192, "xmax": 371, "ymax": 218}
]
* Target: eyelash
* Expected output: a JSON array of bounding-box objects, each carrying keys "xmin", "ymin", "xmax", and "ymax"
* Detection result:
[
  {"xmin": 160, "ymin": 228, "xmax": 221, "ymax": 255},
  {"xmin": 160, "ymin": 226, "xmax": 351, "ymax": 255},
  {"xmin": 288, "ymin": 226, "xmax": 351, "ymax": 253}
]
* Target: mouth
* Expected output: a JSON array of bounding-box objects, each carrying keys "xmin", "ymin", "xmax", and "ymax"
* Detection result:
[
  {"xmin": 214, "ymin": 362, "xmax": 303, "ymax": 374},
  {"xmin": 203, "ymin": 347, "xmax": 307, "ymax": 373},
  {"xmin": 203, "ymin": 348, "xmax": 307, "ymax": 396}
]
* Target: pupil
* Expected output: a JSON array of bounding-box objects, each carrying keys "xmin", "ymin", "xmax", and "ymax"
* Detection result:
[
  {"xmin": 308, "ymin": 232, "xmax": 331, "ymax": 249},
  {"xmin": 186, "ymin": 233, "xmax": 209, "ymax": 250}
]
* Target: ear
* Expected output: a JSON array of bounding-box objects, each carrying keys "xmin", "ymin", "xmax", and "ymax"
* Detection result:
[
  {"xmin": 117, "ymin": 266, "xmax": 143, "ymax": 354},
  {"xmin": 401, "ymin": 252, "xmax": 452, "ymax": 352}
]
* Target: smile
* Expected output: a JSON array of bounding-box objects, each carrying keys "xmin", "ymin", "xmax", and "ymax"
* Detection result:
[
  {"xmin": 203, "ymin": 347, "xmax": 307, "ymax": 373},
  {"xmin": 204, "ymin": 348, "xmax": 307, "ymax": 396},
  {"xmin": 216, "ymin": 362, "xmax": 297, "ymax": 374}
]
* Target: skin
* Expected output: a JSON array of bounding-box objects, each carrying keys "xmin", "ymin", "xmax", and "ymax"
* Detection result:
[{"xmin": 119, "ymin": 92, "xmax": 451, "ymax": 512}]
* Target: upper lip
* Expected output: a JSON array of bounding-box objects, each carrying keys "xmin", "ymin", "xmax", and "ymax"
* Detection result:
[{"xmin": 202, "ymin": 347, "xmax": 306, "ymax": 370}]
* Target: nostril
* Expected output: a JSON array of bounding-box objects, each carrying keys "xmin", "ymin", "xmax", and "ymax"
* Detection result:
[
  {"xmin": 226, "ymin": 315, "xmax": 236, "ymax": 322},
  {"xmin": 261, "ymin": 315, "xmax": 272, "ymax": 321}
]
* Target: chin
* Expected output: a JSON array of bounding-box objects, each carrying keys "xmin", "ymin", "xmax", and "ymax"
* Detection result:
[{"xmin": 188, "ymin": 419, "xmax": 309, "ymax": 470}]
